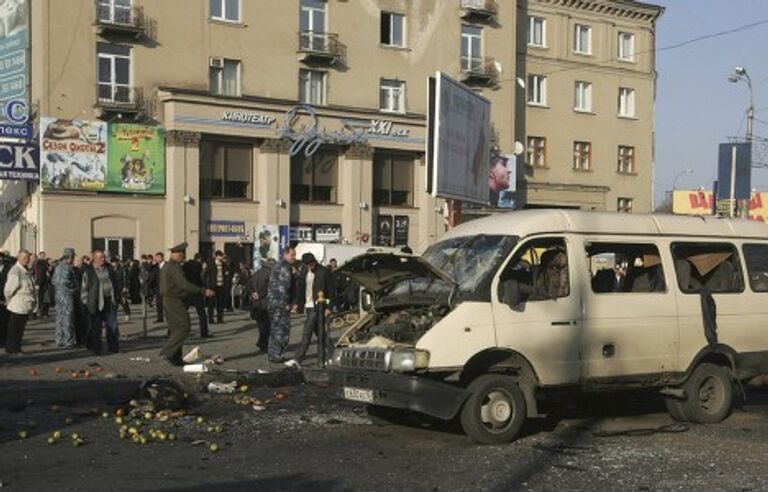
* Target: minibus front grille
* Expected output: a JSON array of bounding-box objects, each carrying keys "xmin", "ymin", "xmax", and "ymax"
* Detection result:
[{"xmin": 338, "ymin": 347, "xmax": 390, "ymax": 371}]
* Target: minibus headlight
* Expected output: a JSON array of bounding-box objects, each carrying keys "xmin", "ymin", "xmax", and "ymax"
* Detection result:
[
  {"xmin": 390, "ymin": 349, "xmax": 430, "ymax": 372},
  {"xmin": 331, "ymin": 349, "xmax": 342, "ymax": 367}
]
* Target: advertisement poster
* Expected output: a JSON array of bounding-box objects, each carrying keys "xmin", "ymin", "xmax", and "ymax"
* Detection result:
[
  {"xmin": 489, "ymin": 154, "xmax": 516, "ymax": 209},
  {"xmin": 427, "ymin": 72, "xmax": 491, "ymax": 204},
  {"xmin": 254, "ymin": 224, "xmax": 280, "ymax": 269},
  {"xmin": 393, "ymin": 215, "xmax": 409, "ymax": 247},
  {"xmin": 0, "ymin": 0, "xmax": 28, "ymax": 123},
  {"xmin": 376, "ymin": 215, "xmax": 393, "ymax": 247},
  {"xmin": 40, "ymin": 118, "xmax": 108, "ymax": 191},
  {"xmin": 107, "ymin": 124, "xmax": 166, "ymax": 194}
]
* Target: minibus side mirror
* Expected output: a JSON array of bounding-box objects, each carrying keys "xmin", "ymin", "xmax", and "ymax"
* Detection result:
[{"xmin": 360, "ymin": 289, "xmax": 374, "ymax": 312}]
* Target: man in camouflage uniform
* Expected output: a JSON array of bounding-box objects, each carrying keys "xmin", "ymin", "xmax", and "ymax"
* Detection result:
[
  {"xmin": 267, "ymin": 245, "xmax": 297, "ymax": 363},
  {"xmin": 51, "ymin": 248, "xmax": 77, "ymax": 347},
  {"xmin": 159, "ymin": 243, "xmax": 214, "ymax": 366}
]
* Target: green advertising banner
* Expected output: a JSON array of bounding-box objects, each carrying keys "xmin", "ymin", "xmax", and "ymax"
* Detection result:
[{"xmin": 106, "ymin": 124, "xmax": 165, "ymax": 194}]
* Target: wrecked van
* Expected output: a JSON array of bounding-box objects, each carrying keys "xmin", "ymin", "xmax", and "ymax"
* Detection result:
[{"xmin": 328, "ymin": 209, "xmax": 768, "ymax": 444}]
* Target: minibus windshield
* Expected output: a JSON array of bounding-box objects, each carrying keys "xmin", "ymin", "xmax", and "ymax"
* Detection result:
[{"xmin": 377, "ymin": 235, "xmax": 518, "ymax": 307}]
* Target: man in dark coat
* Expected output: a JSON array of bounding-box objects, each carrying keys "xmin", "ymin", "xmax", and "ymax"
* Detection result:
[
  {"xmin": 203, "ymin": 250, "xmax": 230, "ymax": 324},
  {"xmin": 33, "ymin": 251, "xmax": 51, "ymax": 318},
  {"xmin": 159, "ymin": 243, "xmax": 214, "ymax": 366},
  {"xmin": 292, "ymin": 253, "xmax": 335, "ymax": 364},
  {"xmin": 246, "ymin": 259, "xmax": 274, "ymax": 352},
  {"xmin": 80, "ymin": 249, "xmax": 119, "ymax": 355},
  {"xmin": 182, "ymin": 253, "xmax": 210, "ymax": 338}
]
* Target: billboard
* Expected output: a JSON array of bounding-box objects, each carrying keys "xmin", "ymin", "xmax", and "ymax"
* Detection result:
[
  {"xmin": 717, "ymin": 142, "xmax": 751, "ymax": 200},
  {"xmin": 0, "ymin": 140, "xmax": 37, "ymax": 180},
  {"xmin": 40, "ymin": 118, "xmax": 108, "ymax": 191},
  {"xmin": 673, "ymin": 189, "xmax": 768, "ymax": 222},
  {"xmin": 490, "ymin": 154, "xmax": 516, "ymax": 208},
  {"xmin": 107, "ymin": 124, "xmax": 165, "ymax": 194},
  {"xmin": 0, "ymin": 0, "xmax": 28, "ymax": 124},
  {"xmin": 426, "ymin": 72, "xmax": 491, "ymax": 204},
  {"xmin": 253, "ymin": 224, "xmax": 281, "ymax": 270}
]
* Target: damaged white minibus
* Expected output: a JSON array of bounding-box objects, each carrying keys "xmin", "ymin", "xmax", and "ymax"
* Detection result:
[{"xmin": 329, "ymin": 210, "xmax": 768, "ymax": 444}]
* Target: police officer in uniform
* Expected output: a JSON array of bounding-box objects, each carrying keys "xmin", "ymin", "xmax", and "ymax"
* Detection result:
[
  {"xmin": 267, "ymin": 245, "xmax": 297, "ymax": 363},
  {"xmin": 159, "ymin": 243, "xmax": 214, "ymax": 366}
]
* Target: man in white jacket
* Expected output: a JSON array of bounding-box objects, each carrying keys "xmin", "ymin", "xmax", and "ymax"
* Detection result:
[{"xmin": 3, "ymin": 250, "xmax": 36, "ymax": 355}]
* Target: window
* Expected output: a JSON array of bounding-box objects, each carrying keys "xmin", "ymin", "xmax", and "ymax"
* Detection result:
[
  {"xmin": 587, "ymin": 243, "xmax": 666, "ymax": 293},
  {"xmin": 499, "ymin": 237, "xmax": 570, "ymax": 305},
  {"xmin": 527, "ymin": 74, "xmax": 547, "ymax": 106},
  {"xmin": 618, "ymin": 32, "xmax": 635, "ymax": 61},
  {"xmin": 743, "ymin": 244, "xmax": 768, "ymax": 292},
  {"xmin": 381, "ymin": 11, "xmax": 405, "ymax": 47},
  {"xmin": 379, "ymin": 79, "xmax": 405, "ymax": 113},
  {"xmin": 210, "ymin": 0, "xmax": 240, "ymax": 22},
  {"xmin": 528, "ymin": 16, "xmax": 546, "ymax": 47},
  {"xmin": 97, "ymin": 43, "xmax": 131, "ymax": 103},
  {"xmin": 671, "ymin": 243, "xmax": 744, "ymax": 294},
  {"xmin": 617, "ymin": 197, "xmax": 633, "ymax": 213},
  {"xmin": 461, "ymin": 25, "xmax": 483, "ymax": 72},
  {"xmin": 299, "ymin": 69, "xmax": 326, "ymax": 105},
  {"xmin": 619, "ymin": 87, "xmax": 636, "ymax": 117},
  {"xmin": 209, "ymin": 58, "xmax": 240, "ymax": 97},
  {"xmin": 527, "ymin": 136, "xmax": 546, "ymax": 168},
  {"xmin": 300, "ymin": 0, "xmax": 326, "ymax": 51},
  {"xmin": 200, "ymin": 140, "xmax": 253, "ymax": 200},
  {"xmin": 291, "ymin": 149, "xmax": 338, "ymax": 203},
  {"xmin": 373, "ymin": 153, "xmax": 414, "ymax": 206},
  {"xmin": 98, "ymin": 0, "xmax": 132, "ymax": 24},
  {"xmin": 573, "ymin": 141, "xmax": 591, "ymax": 170},
  {"xmin": 574, "ymin": 81, "xmax": 592, "ymax": 112},
  {"xmin": 574, "ymin": 24, "xmax": 592, "ymax": 54},
  {"xmin": 617, "ymin": 146, "xmax": 635, "ymax": 174}
]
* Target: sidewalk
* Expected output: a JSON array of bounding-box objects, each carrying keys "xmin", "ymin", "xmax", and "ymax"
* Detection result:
[{"xmin": 0, "ymin": 305, "xmax": 329, "ymax": 391}]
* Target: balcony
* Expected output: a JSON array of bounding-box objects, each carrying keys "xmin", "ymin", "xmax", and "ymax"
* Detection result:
[
  {"xmin": 460, "ymin": 0, "xmax": 499, "ymax": 22},
  {"xmin": 298, "ymin": 31, "xmax": 347, "ymax": 66},
  {"xmin": 95, "ymin": 2, "xmax": 146, "ymax": 37},
  {"xmin": 95, "ymin": 84, "xmax": 146, "ymax": 117},
  {"xmin": 460, "ymin": 56, "xmax": 500, "ymax": 87}
]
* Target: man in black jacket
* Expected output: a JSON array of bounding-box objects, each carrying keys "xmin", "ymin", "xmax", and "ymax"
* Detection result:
[
  {"xmin": 203, "ymin": 251, "xmax": 230, "ymax": 324},
  {"xmin": 292, "ymin": 253, "xmax": 334, "ymax": 364},
  {"xmin": 81, "ymin": 249, "xmax": 119, "ymax": 355},
  {"xmin": 246, "ymin": 259, "xmax": 274, "ymax": 352},
  {"xmin": 182, "ymin": 253, "xmax": 210, "ymax": 338},
  {"xmin": 33, "ymin": 251, "xmax": 51, "ymax": 318}
]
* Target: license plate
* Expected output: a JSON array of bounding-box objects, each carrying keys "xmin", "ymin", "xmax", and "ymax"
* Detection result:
[{"xmin": 343, "ymin": 387, "xmax": 374, "ymax": 403}]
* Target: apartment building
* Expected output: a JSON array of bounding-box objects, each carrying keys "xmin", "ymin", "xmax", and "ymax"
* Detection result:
[
  {"xmin": 5, "ymin": 0, "xmax": 516, "ymax": 263},
  {"xmin": 516, "ymin": 0, "xmax": 663, "ymax": 213}
]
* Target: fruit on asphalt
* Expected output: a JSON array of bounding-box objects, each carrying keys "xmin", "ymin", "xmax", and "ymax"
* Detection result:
[
  {"xmin": 275, "ymin": 392, "xmax": 286, "ymax": 402},
  {"xmin": 71, "ymin": 372, "xmax": 78, "ymax": 379},
  {"xmin": 51, "ymin": 405, "xmax": 60, "ymax": 412},
  {"xmin": 115, "ymin": 417, "xmax": 124, "ymax": 425},
  {"xmin": 47, "ymin": 437, "xmax": 55, "ymax": 445},
  {"xmin": 196, "ymin": 416, "xmax": 204, "ymax": 424},
  {"xmin": 28, "ymin": 368, "xmax": 38, "ymax": 376},
  {"xmin": 54, "ymin": 367, "xmax": 62, "ymax": 374},
  {"xmin": 18, "ymin": 430, "xmax": 28, "ymax": 439},
  {"xmin": 239, "ymin": 385, "xmax": 248, "ymax": 393},
  {"xmin": 128, "ymin": 427, "xmax": 138, "ymax": 435},
  {"xmin": 115, "ymin": 408, "xmax": 125, "ymax": 417},
  {"xmin": 102, "ymin": 412, "xmax": 109, "ymax": 419},
  {"xmin": 144, "ymin": 412, "xmax": 154, "ymax": 421},
  {"xmin": 53, "ymin": 431, "xmax": 61, "ymax": 440},
  {"xmin": 64, "ymin": 417, "xmax": 74, "ymax": 425},
  {"xmin": 71, "ymin": 433, "xmax": 80, "ymax": 440},
  {"xmin": 209, "ymin": 443, "xmax": 219, "ymax": 453},
  {"xmin": 83, "ymin": 371, "xmax": 91, "ymax": 378}
]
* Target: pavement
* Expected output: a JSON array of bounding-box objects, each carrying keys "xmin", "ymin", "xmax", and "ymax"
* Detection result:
[
  {"xmin": 0, "ymin": 305, "xmax": 323, "ymax": 405},
  {"xmin": 2, "ymin": 307, "xmax": 768, "ymax": 490}
]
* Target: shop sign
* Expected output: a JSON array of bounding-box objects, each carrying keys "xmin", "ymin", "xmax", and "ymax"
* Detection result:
[
  {"xmin": 107, "ymin": 124, "xmax": 165, "ymax": 194},
  {"xmin": 290, "ymin": 223, "xmax": 314, "ymax": 242},
  {"xmin": 207, "ymin": 220, "xmax": 246, "ymax": 237},
  {"xmin": 222, "ymin": 111, "xmax": 276, "ymax": 127},
  {"xmin": 279, "ymin": 105, "xmax": 367, "ymax": 158},
  {"xmin": 0, "ymin": 0, "xmax": 28, "ymax": 125},
  {"xmin": 0, "ymin": 122, "xmax": 32, "ymax": 139},
  {"xmin": 343, "ymin": 118, "xmax": 411, "ymax": 138},
  {"xmin": 0, "ymin": 141, "xmax": 38, "ymax": 180},
  {"xmin": 673, "ymin": 189, "xmax": 768, "ymax": 222},
  {"xmin": 314, "ymin": 223, "xmax": 342, "ymax": 243}
]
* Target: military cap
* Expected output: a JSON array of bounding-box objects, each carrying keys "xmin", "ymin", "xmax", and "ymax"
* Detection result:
[
  {"xmin": 62, "ymin": 247, "xmax": 76, "ymax": 259},
  {"xmin": 169, "ymin": 242, "xmax": 188, "ymax": 253}
]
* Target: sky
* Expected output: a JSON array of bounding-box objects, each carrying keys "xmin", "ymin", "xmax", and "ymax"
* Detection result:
[{"xmin": 654, "ymin": 0, "xmax": 768, "ymax": 206}]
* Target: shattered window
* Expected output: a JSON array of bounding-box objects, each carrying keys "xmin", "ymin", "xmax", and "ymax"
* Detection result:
[
  {"xmin": 585, "ymin": 242, "xmax": 666, "ymax": 294},
  {"xmin": 671, "ymin": 243, "xmax": 744, "ymax": 294},
  {"xmin": 743, "ymin": 244, "xmax": 768, "ymax": 293}
]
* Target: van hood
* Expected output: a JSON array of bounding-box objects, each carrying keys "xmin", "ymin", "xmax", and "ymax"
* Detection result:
[{"xmin": 338, "ymin": 253, "xmax": 457, "ymax": 292}]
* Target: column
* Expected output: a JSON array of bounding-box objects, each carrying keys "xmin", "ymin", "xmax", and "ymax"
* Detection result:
[
  {"xmin": 165, "ymin": 130, "xmax": 201, "ymax": 254},
  {"xmin": 341, "ymin": 144, "xmax": 374, "ymax": 246},
  {"xmin": 258, "ymin": 138, "xmax": 292, "ymax": 227}
]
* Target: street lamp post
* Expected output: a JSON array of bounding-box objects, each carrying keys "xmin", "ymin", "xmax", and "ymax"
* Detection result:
[
  {"xmin": 672, "ymin": 168, "xmax": 694, "ymax": 191},
  {"xmin": 728, "ymin": 66, "xmax": 754, "ymax": 218}
]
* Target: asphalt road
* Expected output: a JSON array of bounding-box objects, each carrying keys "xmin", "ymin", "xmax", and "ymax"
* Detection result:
[{"xmin": 1, "ymin": 382, "xmax": 768, "ymax": 491}]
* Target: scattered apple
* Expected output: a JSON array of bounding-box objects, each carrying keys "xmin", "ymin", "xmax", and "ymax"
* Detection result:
[
  {"xmin": 18, "ymin": 430, "xmax": 28, "ymax": 439},
  {"xmin": 209, "ymin": 443, "xmax": 219, "ymax": 453}
]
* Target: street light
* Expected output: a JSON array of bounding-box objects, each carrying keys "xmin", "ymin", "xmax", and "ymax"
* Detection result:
[
  {"xmin": 672, "ymin": 168, "xmax": 694, "ymax": 190},
  {"xmin": 728, "ymin": 66, "xmax": 755, "ymax": 218}
]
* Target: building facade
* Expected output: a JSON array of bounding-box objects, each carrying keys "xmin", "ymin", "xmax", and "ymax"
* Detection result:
[
  {"xmin": 0, "ymin": 0, "xmax": 661, "ymax": 262},
  {"xmin": 516, "ymin": 0, "xmax": 663, "ymax": 213}
]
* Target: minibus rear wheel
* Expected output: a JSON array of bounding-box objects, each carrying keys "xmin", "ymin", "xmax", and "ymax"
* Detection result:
[
  {"xmin": 681, "ymin": 363, "xmax": 733, "ymax": 424},
  {"xmin": 460, "ymin": 374, "xmax": 527, "ymax": 445}
]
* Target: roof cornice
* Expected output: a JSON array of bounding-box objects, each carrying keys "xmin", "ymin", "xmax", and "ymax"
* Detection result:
[{"xmin": 532, "ymin": 0, "xmax": 664, "ymax": 22}]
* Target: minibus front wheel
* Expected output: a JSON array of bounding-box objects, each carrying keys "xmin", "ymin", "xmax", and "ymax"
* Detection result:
[
  {"xmin": 460, "ymin": 374, "xmax": 527, "ymax": 445},
  {"xmin": 681, "ymin": 363, "xmax": 733, "ymax": 424}
]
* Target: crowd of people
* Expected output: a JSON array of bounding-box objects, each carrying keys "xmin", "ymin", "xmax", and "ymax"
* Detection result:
[{"xmin": 0, "ymin": 243, "xmax": 363, "ymax": 367}]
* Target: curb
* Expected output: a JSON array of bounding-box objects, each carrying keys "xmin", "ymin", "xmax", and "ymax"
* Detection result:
[{"xmin": 0, "ymin": 379, "xmax": 143, "ymax": 410}]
